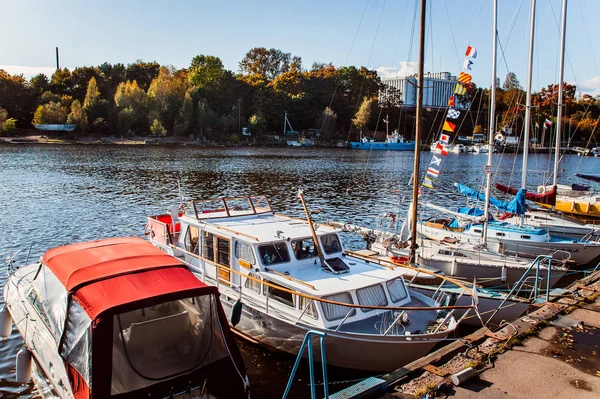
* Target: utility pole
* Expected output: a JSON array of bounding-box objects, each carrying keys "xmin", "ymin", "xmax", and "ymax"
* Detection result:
[{"xmin": 56, "ymin": 47, "xmax": 60, "ymax": 70}]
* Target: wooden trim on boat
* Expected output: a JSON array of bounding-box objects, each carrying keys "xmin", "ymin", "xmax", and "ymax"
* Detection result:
[
  {"xmin": 169, "ymin": 244, "xmax": 474, "ymax": 312},
  {"xmin": 265, "ymin": 267, "xmax": 317, "ymax": 290}
]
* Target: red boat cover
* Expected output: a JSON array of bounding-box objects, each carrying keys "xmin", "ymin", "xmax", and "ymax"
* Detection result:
[
  {"xmin": 41, "ymin": 237, "xmax": 183, "ymax": 292},
  {"xmin": 494, "ymin": 183, "xmax": 557, "ymax": 206},
  {"xmin": 74, "ymin": 266, "xmax": 214, "ymax": 319}
]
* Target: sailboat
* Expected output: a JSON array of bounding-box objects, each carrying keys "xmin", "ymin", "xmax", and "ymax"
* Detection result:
[
  {"xmin": 283, "ymin": 111, "xmax": 312, "ymax": 147},
  {"xmin": 423, "ymin": 0, "xmax": 600, "ymax": 266},
  {"xmin": 494, "ymin": 0, "xmax": 600, "ymax": 225}
]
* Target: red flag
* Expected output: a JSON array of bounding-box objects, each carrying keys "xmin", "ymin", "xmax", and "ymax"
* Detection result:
[
  {"xmin": 435, "ymin": 143, "xmax": 448, "ymax": 156},
  {"xmin": 448, "ymin": 96, "xmax": 455, "ymax": 107},
  {"xmin": 443, "ymin": 121, "xmax": 456, "ymax": 132}
]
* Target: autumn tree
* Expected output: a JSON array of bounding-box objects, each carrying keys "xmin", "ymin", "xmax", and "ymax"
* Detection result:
[
  {"xmin": 29, "ymin": 74, "xmax": 50, "ymax": 96},
  {"xmin": 239, "ymin": 47, "xmax": 302, "ymax": 80},
  {"xmin": 32, "ymin": 102, "xmax": 68, "ymax": 124},
  {"xmin": 0, "ymin": 69, "xmax": 35, "ymax": 126},
  {"xmin": 50, "ymin": 68, "xmax": 73, "ymax": 95},
  {"xmin": 147, "ymin": 66, "xmax": 189, "ymax": 134},
  {"xmin": 83, "ymin": 77, "xmax": 109, "ymax": 129},
  {"xmin": 67, "ymin": 100, "xmax": 88, "ymax": 133},
  {"xmin": 352, "ymin": 97, "xmax": 375, "ymax": 132},
  {"xmin": 247, "ymin": 113, "xmax": 266, "ymax": 136},
  {"xmin": 126, "ymin": 61, "xmax": 160, "ymax": 91}
]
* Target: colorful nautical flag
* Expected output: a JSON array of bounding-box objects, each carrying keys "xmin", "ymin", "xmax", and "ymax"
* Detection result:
[
  {"xmin": 448, "ymin": 96, "xmax": 455, "ymax": 107},
  {"xmin": 443, "ymin": 121, "xmax": 456, "ymax": 133},
  {"xmin": 447, "ymin": 109, "xmax": 460, "ymax": 119},
  {"xmin": 454, "ymin": 83, "xmax": 467, "ymax": 96},
  {"xmin": 440, "ymin": 133, "xmax": 450, "ymax": 144},
  {"xmin": 544, "ymin": 118, "xmax": 552, "ymax": 128},
  {"xmin": 423, "ymin": 177, "xmax": 435, "ymax": 189},
  {"xmin": 435, "ymin": 143, "xmax": 448, "ymax": 156},
  {"xmin": 427, "ymin": 167, "xmax": 439, "ymax": 177},
  {"xmin": 535, "ymin": 121, "xmax": 540, "ymax": 128},
  {"xmin": 431, "ymin": 155, "xmax": 442, "ymax": 166},
  {"xmin": 463, "ymin": 59, "xmax": 473, "ymax": 70},
  {"xmin": 465, "ymin": 46, "xmax": 477, "ymax": 58},
  {"xmin": 458, "ymin": 72, "xmax": 472, "ymax": 84}
]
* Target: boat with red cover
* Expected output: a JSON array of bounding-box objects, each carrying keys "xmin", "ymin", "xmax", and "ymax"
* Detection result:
[{"xmin": 1, "ymin": 237, "xmax": 249, "ymax": 399}]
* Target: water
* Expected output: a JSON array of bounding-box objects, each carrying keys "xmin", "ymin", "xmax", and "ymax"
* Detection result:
[{"xmin": 0, "ymin": 145, "xmax": 598, "ymax": 397}]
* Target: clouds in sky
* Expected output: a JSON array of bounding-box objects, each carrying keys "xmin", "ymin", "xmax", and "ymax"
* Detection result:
[
  {"xmin": 376, "ymin": 61, "xmax": 419, "ymax": 79},
  {"xmin": 579, "ymin": 76, "xmax": 600, "ymax": 97},
  {"xmin": 0, "ymin": 65, "xmax": 56, "ymax": 79}
]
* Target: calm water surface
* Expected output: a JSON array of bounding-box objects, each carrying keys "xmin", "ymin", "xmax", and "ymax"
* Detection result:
[{"xmin": 0, "ymin": 145, "xmax": 598, "ymax": 397}]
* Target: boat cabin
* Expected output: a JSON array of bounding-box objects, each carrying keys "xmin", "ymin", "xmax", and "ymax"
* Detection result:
[
  {"xmin": 22, "ymin": 237, "xmax": 248, "ymax": 398},
  {"xmin": 147, "ymin": 196, "xmax": 439, "ymax": 334}
]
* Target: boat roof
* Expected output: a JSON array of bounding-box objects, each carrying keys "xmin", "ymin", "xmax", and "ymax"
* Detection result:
[
  {"xmin": 264, "ymin": 259, "xmax": 405, "ymax": 296},
  {"xmin": 42, "ymin": 237, "xmax": 187, "ymax": 291},
  {"xmin": 185, "ymin": 213, "xmax": 338, "ymax": 243},
  {"xmin": 75, "ymin": 266, "xmax": 213, "ymax": 319}
]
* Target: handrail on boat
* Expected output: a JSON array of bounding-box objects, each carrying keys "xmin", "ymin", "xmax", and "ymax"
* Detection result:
[
  {"xmin": 344, "ymin": 249, "xmax": 475, "ymax": 298},
  {"xmin": 265, "ymin": 267, "xmax": 317, "ymax": 290},
  {"xmin": 168, "ymin": 244, "xmax": 475, "ymax": 313}
]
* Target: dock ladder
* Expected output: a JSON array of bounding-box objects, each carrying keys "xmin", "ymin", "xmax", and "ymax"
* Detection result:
[{"xmin": 282, "ymin": 330, "xmax": 329, "ymax": 399}]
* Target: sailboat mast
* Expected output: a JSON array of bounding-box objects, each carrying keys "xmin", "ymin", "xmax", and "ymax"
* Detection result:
[
  {"xmin": 283, "ymin": 110, "xmax": 287, "ymax": 135},
  {"xmin": 482, "ymin": 0, "xmax": 498, "ymax": 246},
  {"xmin": 553, "ymin": 0, "xmax": 568, "ymax": 187},
  {"xmin": 521, "ymin": 0, "xmax": 536, "ymax": 190},
  {"xmin": 409, "ymin": 0, "xmax": 426, "ymax": 263}
]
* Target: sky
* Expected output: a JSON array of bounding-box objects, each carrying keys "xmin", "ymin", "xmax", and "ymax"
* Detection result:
[{"xmin": 2, "ymin": 0, "xmax": 600, "ymax": 95}]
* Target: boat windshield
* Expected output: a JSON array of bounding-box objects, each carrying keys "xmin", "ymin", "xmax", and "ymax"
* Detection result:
[
  {"xmin": 320, "ymin": 234, "xmax": 342, "ymax": 254},
  {"xmin": 110, "ymin": 294, "xmax": 229, "ymax": 395},
  {"xmin": 259, "ymin": 242, "xmax": 290, "ymax": 265}
]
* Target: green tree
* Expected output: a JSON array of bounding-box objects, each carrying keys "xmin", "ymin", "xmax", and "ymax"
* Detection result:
[
  {"xmin": 188, "ymin": 55, "xmax": 226, "ymax": 90},
  {"xmin": 0, "ymin": 69, "xmax": 35, "ymax": 127},
  {"xmin": 195, "ymin": 98, "xmax": 218, "ymax": 139},
  {"xmin": 502, "ymin": 72, "xmax": 521, "ymax": 90},
  {"xmin": 29, "ymin": 74, "xmax": 50, "ymax": 96},
  {"xmin": 117, "ymin": 107, "xmax": 136, "ymax": 135}
]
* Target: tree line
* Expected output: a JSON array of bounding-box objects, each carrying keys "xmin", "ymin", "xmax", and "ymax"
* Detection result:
[{"xmin": 0, "ymin": 48, "xmax": 598, "ymax": 145}]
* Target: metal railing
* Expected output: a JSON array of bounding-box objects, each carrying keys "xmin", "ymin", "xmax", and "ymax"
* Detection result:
[{"xmin": 282, "ymin": 330, "xmax": 329, "ymax": 399}]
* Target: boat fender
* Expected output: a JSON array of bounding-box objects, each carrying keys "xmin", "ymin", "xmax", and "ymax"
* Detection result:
[
  {"xmin": 0, "ymin": 306, "xmax": 12, "ymax": 338},
  {"xmin": 501, "ymin": 265, "xmax": 507, "ymax": 282},
  {"xmin": 231, "ymin": 299, "xmax": 242, "ymax": 327},
  {"xmin": 451, "ymin": 367, "xmax": 477, "ymax": 386},
  {"xmin": 16, "ymin": 346, "xmax": 32, "ymax": 384}
]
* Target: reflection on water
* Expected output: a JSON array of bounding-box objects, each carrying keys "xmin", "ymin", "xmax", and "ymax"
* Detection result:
[{"xmin": 0, "ymin": 145, "xmax": 598, "ymax": 396}]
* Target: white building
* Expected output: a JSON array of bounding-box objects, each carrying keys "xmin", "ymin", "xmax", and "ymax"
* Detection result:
[{"xmin": 380, "ymin": 72, "xmax": 468, "ymax": 109}]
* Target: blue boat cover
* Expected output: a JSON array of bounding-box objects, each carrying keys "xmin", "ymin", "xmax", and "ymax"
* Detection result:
[
  {"xmin": 457, "ymin": 207, "xmax": 485, "ymax": 216},
  {"xmin": 454, "ymin": 183, "xmax": 526, "ymax": 215}
]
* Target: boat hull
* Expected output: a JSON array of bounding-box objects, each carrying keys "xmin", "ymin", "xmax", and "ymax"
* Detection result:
[
  {"xmin": 418, "ymin": 223, "xmax": 600, "ymax": 265},
  {"xmin": 219, "ymin": 294, "xmax": 450, "ymax": 372},
  {"xmin": 411, "ymin": 285, "xmax": 530, "ymax": 327},
  {"xmin": 349, "ymin": 142, "xmax": 415, "ymax": 151}
]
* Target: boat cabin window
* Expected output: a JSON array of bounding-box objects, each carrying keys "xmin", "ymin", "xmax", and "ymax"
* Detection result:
[
  {"xmin": 235, "ymin": 241, "xmax": 256, "ymax": 265},
  {"xmin": 27, "ymin": 289, "xmax": 52, "ymax": 331},
  {"xmin": 259, "ymin": 242, "xmax": 290, "ymax": 265},
  {"xmin": 386, "ymin": 278, "xmax": 408, "ymax": 303},
  {"xmin": 202, "ymin": 231, "xmax": 216, "ymax": 262},
  {"xmin": 473, "ymin": 229, "xmax": 482, "ymax": 233},
  {"xmin": 244, "ymin": 272, "xmax": 262, "ymax": 293},
  {"xmin": 111, "ymin": 294, "xmax": 229, "ymax": 395},
  {"xmin": 321, "ymin": 292, "xmax": 356, "ymax": 321},
  {"xmin": 496, "ymin": 232, "xmax": 505, "ymax": 237},
  {"xmin": 291, "ymin": 238, "xmax": 317, "ymax": 260},
  {"xmin": 320, "ymin": 234, "xmax": 342, "ymax": 254},
  {"xmin": 185, "ymin": 225, "xmax": 200, "ymax": 254},
  {"xmin": 520, "ymin": 235, "xmax": 531, "ymax": 240},
  {"xmin": 356, "ymin": 284, "xmax": 388, "ymax": 312},
  {"xmin": 265, "ymin": 280, "xmax": 294, "ymax": 307},
  {"xmin": 297, "ymin": 295, "xmax": 318, "ymax": 319}
]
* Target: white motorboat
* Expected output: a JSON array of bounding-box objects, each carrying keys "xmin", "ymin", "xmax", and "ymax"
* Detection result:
[
  {"xmin": 145, "ymin": 194, "xmax": 471, "ymax": 372},
  {"xmin": 2, "ymin": 237, "xmax": 250, "ymax": 398}
]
